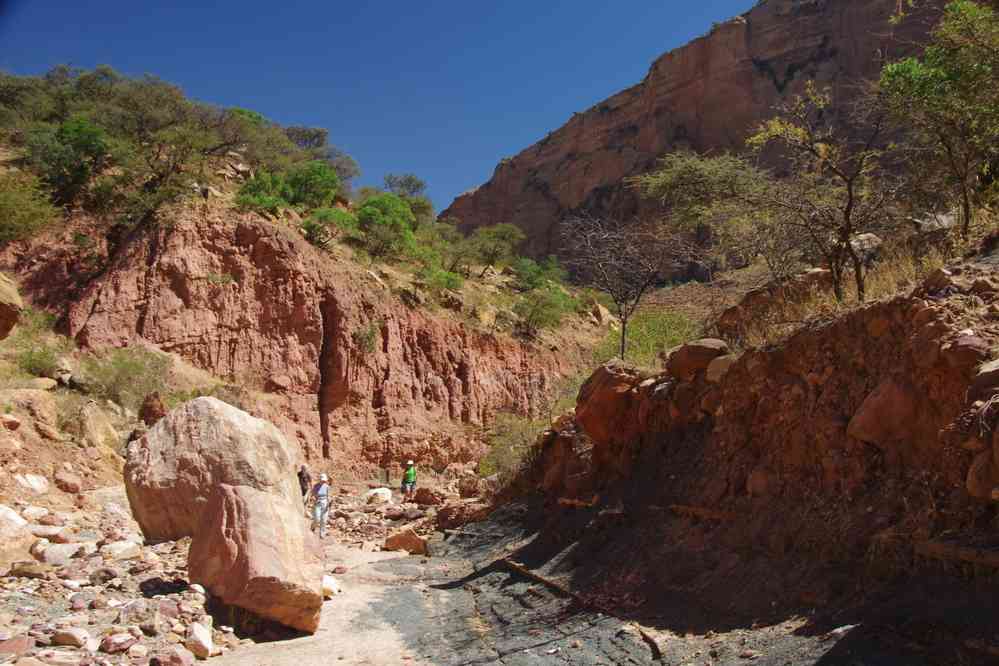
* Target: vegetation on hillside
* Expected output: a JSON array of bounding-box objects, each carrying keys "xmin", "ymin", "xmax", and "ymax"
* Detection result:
[{"xmin": 631, "ymin": 0, "xmax": 999, "ymax": 312}]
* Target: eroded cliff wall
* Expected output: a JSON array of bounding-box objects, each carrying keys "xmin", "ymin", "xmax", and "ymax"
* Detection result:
[
  {"xmin": 2, "ymin": 208, "xmax": 591, "ymax": 475},
  {"xmin": 443, "ymin": 0, "xmax": 939, "ymax": 256}
]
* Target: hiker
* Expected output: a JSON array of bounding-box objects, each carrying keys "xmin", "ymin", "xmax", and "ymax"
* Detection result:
[
  {"xmin": 311, "ymin": 473, "xmax": 331, "ymax": 538},
  {"xmin": 297, "ymin": 465, "xmax": 312, "ymax": 501},
  {"xmin": 401, "ymin": 460, "xmax": 417, "ymax": 500}
]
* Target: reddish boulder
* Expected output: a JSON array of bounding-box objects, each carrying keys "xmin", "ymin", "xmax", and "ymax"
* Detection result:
[
  {"xmin": 668, "ymin": 339, "xmax": 729, "ymax": 381},
  {"xmin": 413, "ymin": 487, "xmax": 445, "ymax": 506},
  {"xmin": 53, "ymin": 470, "xmax": 82, "ymax": 494},
  {"xmin": 847, "ymin": 379, "xmax": 918, "ymax": 450},
  {"xmin": 0, "ymin": 273, "xmax": 22, "ymax": 341},
  {"xmin": 437, "ymin": 502, "xmax": 490, "ymax": 530},
  {"xmin": 188, "ymin": 484, "xmax": 324, "ymax": 634},
  {"xmin": 124, "ymin": 397, "xmax": 301, "ymax": 542},
  {"xmin": 139, "ymin": 392, "xmax": 167, "ymax": 427},
  {"xmin": 384, "ymin": 528, "xmax": 428, "ymax": 555}
]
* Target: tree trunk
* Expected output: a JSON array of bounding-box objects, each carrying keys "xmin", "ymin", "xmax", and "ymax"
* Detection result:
[
  {"xmin": 619, "ymin": 318, "xmax": 628, "ymax": 361},
  {"xmin": 961, "ymin": 185, "xmax": 973, "ymax": 239}
]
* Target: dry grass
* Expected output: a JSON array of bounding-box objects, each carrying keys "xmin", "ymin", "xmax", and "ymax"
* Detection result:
[{"xmin": 736, "ymin": 246, "xmax": 947, "ymax": 350}]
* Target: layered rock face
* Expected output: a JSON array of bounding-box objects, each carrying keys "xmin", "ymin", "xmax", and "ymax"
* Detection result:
[
  {"xmin": 4, "ymin": 209, "xmax": 579, "ymax": 473},
  {"xmin": 443, "ymin": 0, "xmax": 939, "ymax": 256},
  {"xmin": 543, "ymin": 262, "xmax": 999, "ymax": 505}
]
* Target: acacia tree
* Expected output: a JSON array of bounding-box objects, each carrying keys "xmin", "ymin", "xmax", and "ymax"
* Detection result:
[
  {"xmin": 561, "ymin": 216, "xmax": 697, "ymax": 360},
  {"xmin": 880, "ymin": 0, "xmax": 999, "ymax": 237},
  {"xmin": 634, "ymin": 84, "xmax": 901, "ymax": 302}
]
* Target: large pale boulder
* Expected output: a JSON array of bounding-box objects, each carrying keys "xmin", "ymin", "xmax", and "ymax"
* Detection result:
[
  {"xmin": 187, "ymin": 484, "xmax": 323, "ymax": 633},
  {"xmin": 0, "ymin": 273, "xmax": 22, "ymax": 340},
  {"xmin": 124, "ymin": 397, "xmax": 301, "ymax": 541}
]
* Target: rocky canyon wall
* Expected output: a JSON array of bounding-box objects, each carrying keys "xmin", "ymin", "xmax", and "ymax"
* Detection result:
[
  {"xmin": 443, "ymin": 0, "xmax": 941, "ymax": 257},
  {"xmin": 2, "ymin": 209, "xmax": 587, "ymax": 475}
]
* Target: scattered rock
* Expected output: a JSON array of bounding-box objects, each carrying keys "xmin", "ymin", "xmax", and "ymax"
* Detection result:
[
  {"xmin": 53, "ymin": 471, "xmax": 82, "ymax": 494},
  {"xmin": 51, "ymin": 628, "xmax": 89, "ymax": 648},
  {"xmin": 100, "ymin": 632, "xmax": 137, "ymax": 654},
  {"xmin": 185, "ymin": 623, "xmax": 212, "ymax": 660},
  {"xmin": 25, "ymin": 378, "xmax": 58, "ymax": 391},
  {"xmin": 14, "ymin": 473, "xmax": 50, "ymax": 495},
  {"xmin": 100, "ymin": 540, "xmax": 142, "ymax": 561},
  {"xmin": 384, "ymin": 528, "xmax": 428, "ymax": 555},
  {"xmin": 364, "ymin": 488, "xmax": 393, "ymax": 505},
  {"xmin": 413, "ymin": 487, "xmax": 445, "ymax": 506},
  {"xmin": 140, "ymin": 393, "xmax": 168, "ymax": 427},
  {"xmin": 322, "ymin": 575, "xmax": 342, "ymax": 598}
]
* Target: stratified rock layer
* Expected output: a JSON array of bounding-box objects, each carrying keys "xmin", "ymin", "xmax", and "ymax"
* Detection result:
[{"xmin": 443, "ymin": 0, "xmax": 939, "ymax": 256}]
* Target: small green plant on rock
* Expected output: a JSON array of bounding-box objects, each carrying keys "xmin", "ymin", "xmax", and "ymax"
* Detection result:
[
  {"xmin": 81, "ymin": 347, "xmax": 171, "ymax": 411},
  {"xmin": 351, "ymin": 321, "xmax": 381, "ymax": 355}
]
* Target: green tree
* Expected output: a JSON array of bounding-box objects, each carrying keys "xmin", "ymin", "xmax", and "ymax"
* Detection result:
[
  {"xmin": 513, "ymin": 285, "xmax": 576, "ymax": 336},
  {"xmin": 880, "ymin": 0, "xmax": 999, "ymax": 237},
  {"xmin": 285, "ymin": 160, "xmax": 341, "ymax": 208},
  {"xmin": 356, "ymin": 192, "xmax": 416, "ymax": 257},
  {"xmin": 635, "ymin": 83, "xmax": 901, "ymax": 303},
  {"xmin": 26, "ymin": 117, "xmax": 110, "ymax": 204},
  {"xmin": 471, "ymin": 223, "xmax": 525, "ymax": 276},
  {"xmin": 0, "ymin": 172, "xmax": 58, "ymax": 243},
  {"xmin": 511, "ymin": 256, "xmax": 567, "ymax": 291},
  {"xmin": 383, "ymin": 173, "xmax": 427, "ymax": 198}
]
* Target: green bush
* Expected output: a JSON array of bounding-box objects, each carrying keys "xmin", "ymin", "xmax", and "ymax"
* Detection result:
[
  {"xmin": 16, "ymin": 347, "xmax": 60, "ymax": 378},
  {"xmin": 513, "ymin": 286, "xmax": 576, "ymax": 336},
  {"xmin": 417, "ymin": 265, "xmax": 464, "ymax": 295},
  {"xmin": 236, "ymin": 170, "xmax": 291, "ymax": 215},
  {"xmin": 309, "ymin": 207, "xmax": 358, "ymax": 236},
  {"xmin": 0, "ymin": 173, "xmax": 58, "ymax": 243},
  {"xmin": 471, "ymin": 223, "xmax": 526, "ymax": 275},
  {"xmin": 300, "ymin": 217, "xmax": 334, "ymax": 249},
  {"xmin": 478, "ymin": 412, "xmax": 545, "ymax": 481},
  {"xmin": 26, "ymin": 117, "xmax": 110, "ymax": 204},
  {"xmin": 594, "ymin": 308, "xmax": 699, "ymax": 369},
  {"xmin": 356, "ymin": 193, "xmax": 416, "ymax": 257},
  {"xmin": 285, "ymin": 160, "xmax": 340, "ymax": 208},
  {"xmin": 511, "ymin": 255, "xmax": 567, "ymax": 291},
  {"xmin": 81, "ymin": 347, "xmax": 171, "ymax": 411}
]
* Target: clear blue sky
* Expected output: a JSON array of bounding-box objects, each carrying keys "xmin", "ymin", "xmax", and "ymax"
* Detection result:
[{"xmin": 0, "ymin": 0, "xmax": 756, "ymax": 210}]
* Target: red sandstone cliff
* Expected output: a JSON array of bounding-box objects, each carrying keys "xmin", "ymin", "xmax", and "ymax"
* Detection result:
[
  {"xmin": 443, "ymin": 0, "xmax": 940, "ymax": 256},
  {"xmin": 1, "ymin": 207, "xmax": 594, "ymax": 475}
]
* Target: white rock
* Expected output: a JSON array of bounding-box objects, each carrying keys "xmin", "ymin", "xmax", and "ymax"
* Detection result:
[
  {"xmin": 128, "ymin": 643, "xmax": 148, "ymax": 659},
  {"xmin": 186, "ymin": 622, "xmax": 213, "ymax": 659},
  {"xmin": 322, "ymin": 575, "xmax": 342, "ymax": 598},
  {"xmin": 33, "ymin": 648, "xmax": 83, "ymax": 664},
  {"xmin": 99, "ymin": 540, "xmax": 141, "ymax": 561},
  {"xmin": 14, "ymin": 473, "xmax": 50, "ymax": 494},
  {"xmin": 21, "ymin": 505, "xmax": 50, "ymax": 521},
  {"xmin": 0, "ymin": 503, "xmax": 28, "ymax": 538},
  {"xmin": 188, "ymin": 583, "xmax": 206, "ymax": 595},
  {"xmin": 364, "ymin": 488, "xmax": 393, "ymax": 505},
  {"xmin": 35, "ymin": 542, "xmax": 84, "ymax": 566}
]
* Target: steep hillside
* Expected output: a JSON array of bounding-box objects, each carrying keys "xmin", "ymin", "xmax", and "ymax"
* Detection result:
[
  {"xmin": 507, "ymin": 255, "xmax": 999, "ymax": 663},
  {"xmin": 443, "ymin": 0, "xmax": 940, "ymax": 256},
  {"xmin": 0, "ymin": 201, "xmax": 604, "ymax": 475}
]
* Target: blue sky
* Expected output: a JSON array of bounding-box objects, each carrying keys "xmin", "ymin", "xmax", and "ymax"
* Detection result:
[{"xmin": 0, "ymin": 0, "xmax": 756, "ymax": 210}]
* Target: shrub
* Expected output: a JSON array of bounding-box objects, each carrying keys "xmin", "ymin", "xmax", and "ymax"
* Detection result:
[
  {"xmin": 478, "ymin": 412, "xmax": 545, "ymax": 482},
  {"xmin": 0, "ymin": 172, "xmax": 58, "ymax": 243},
  {"xmin": 81, "ymin": 347, "xmax": 171, "ymax": 411},
  {"xmin": 594, "ymin": 308, "xmax": 699, "ymax": 369},
  {"xmin": 356, "ymin": 193, "xmax": 416, "ymax": 257},
  {"xmin": 471, "ymin": 223, "xmax": 525, "ymax": 275},
  {"xmin": 511, "ymin": 255, "xmax": 567, "ymax": 291},
  {"xmin": 351, "ymin": 321, "xmax": 381, "ymax": 355},
  {"xmin": 285, "ymin": 160, "xmax": 340, "ymax": 208},
  {"xmin": 26, "ymin": 117, "xmax": 110, "ymax": 204},
  {"xmin": 309, "ymin": 207, "xmax": 358, "ymax": 236},
  {"xmin": 16, "ymin": 347, "xmax": 60, "ymax": 378},
  {"xmin": 236, "ymin": 170, "xmax": 291, "ymax": 215},
  {"xmin": 513, "ymin": 286, "xmax": 576, "ymax": 336},
  {"xmin": 417, "ymin": 266, "xmax": 464, "ymax": 295}
]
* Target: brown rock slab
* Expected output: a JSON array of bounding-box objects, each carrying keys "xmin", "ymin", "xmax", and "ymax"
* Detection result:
[
  {"xmin": 53, "ymin": 471, "xmax": 82, "ymax": 494},
  {"xmin": 384, "ymin": 528, "xmax": 428, "ymax": 555},
  {"xmin": 0, "ymin": 273, "xmax": 23, "ymax": 341},
  {"xmin": 188, "ymin": 484, "xmax": 324, "ymax": 634},
  {"xmin": 668, "ymin": 339, "xmax": 729, "ymax": 380},
  {"xmin": 847, "ymin": 379, "xmax": 917, "ymax": 449}
]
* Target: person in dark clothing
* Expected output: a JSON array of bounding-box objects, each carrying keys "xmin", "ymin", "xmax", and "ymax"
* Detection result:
[{"xmin": 298, "ymin": 465, "xmax": 312, "ymax": 502}]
